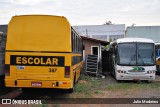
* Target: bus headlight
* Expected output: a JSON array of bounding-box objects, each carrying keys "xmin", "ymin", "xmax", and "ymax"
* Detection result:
[
  {"xmin": 147, "ymin": 70, "xmax": 155, "ymax": 74},
  {"xmin": 117, "ymin": 70, "xmax": 127, "ymax": 73}
]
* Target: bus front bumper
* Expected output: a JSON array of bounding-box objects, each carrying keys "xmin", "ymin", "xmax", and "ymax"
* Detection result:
[
  {"xmin": 116, "ymin": 74, "xmax": 155, "ymax": 80},
  {"xmin": 4, "ymin": 79, "xmax": 73, "ymax": 89}
]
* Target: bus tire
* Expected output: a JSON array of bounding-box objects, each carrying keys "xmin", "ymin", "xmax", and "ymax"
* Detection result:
[
  {"xmin": 67, "ymin": 88, "xmax": 74, "ymax": 93},
  {"xmin": 117, "ymin": 80, "xmax": 123, "ymax": 83},
  {"xmin": 74, "ymin": 73, "xmax": 76, "ymax": 85},
  {"xmin": 156, "ymin": 71, "xmax": 160, "ymax": 75},
  {"xmin": 66, "ymin": 74, "xmax": 76, "ymax": 93}
]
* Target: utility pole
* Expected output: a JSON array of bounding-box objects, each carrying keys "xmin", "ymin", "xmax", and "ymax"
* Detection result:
[{"xmin": 86, "ymin": 29, "xmax": 88, "ymax": 37}]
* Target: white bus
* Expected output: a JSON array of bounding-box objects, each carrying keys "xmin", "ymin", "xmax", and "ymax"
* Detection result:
[{"xmin": 110, "ymin": 38, "xmax": 156, "ymax": 81}]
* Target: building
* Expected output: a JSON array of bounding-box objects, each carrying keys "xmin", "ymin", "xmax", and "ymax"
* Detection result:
[
  {"xmin": 81, "ymin": 36, "xmax": 108, "ymax": 61},
  {"xmin": 0, "ymin": 25, "xmax": 8, "ymax": 36},
  {"xmin": 74, "ymin": 24, "xmax": 125, "ymax": 74},
  {"xmin": 126, "ymin": 26, "xmax": 160, "ymax": 42},
  {"xmin": 74, "ymin": 24, "xmax": 125, "ymax": 42},
  {"xmin": 81, "ymin": 36, "xmax": 110, "ymax": 74},
  {"xmin": 0, "ymin": 25, "xmax": 7, "ymax": 47},
  {"xmin": 0, "ymin": 25, "xmax": 7, "ymax": 78}
]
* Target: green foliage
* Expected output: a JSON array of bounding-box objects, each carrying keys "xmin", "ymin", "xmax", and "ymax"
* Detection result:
[
  {"xmin": 74, "ymin": 83, "xmax": 91, "ymax": 92},
  {"xmin": 106, "ymin": 83, "xmax": 160, "ymax": 91},
  {"xmin": 75, "ymin": 74, "xmax": 104, "ymax": 96},
  {"xmin": 94, "ymin": 90, "xmax": 102, "ymax": 94}
]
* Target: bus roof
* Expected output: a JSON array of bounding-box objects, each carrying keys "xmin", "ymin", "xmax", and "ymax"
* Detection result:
[
  {"xmin": 113, "ymin": 37, "xmax": 154, "ymax": 44},
  {"xmin": 155, "ymin": 42, "xmax": 160, "ymax": 45},
  {"xmin": 6, "ymin": 15, "xmax": 72, "ymax": 52}
]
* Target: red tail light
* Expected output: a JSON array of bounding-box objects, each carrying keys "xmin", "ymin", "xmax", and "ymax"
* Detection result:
[
  {"xmin": 5, "ymin": 64, "xmax": 10, "ymax": 76},
  {"xmin": 65, "ymin": 66, "xmax": 70, "ymax": 78}
]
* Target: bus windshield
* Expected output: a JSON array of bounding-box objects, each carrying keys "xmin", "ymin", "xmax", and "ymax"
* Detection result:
[{"xmin": 118, "ymin": 43, "xmax": 155, "ymax": 66}]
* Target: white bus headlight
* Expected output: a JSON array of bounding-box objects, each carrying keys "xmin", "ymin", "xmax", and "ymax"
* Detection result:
[
  {"xmin": 117, "ymin": 70, "xmax": 126, "ymax": 73},
  {"xmin": 147, "ymin": 70, "xmax": 155, "ymax": 74}
]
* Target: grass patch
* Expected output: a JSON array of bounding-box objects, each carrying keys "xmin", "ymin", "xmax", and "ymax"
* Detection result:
[
  {"xmin": 75, "ymin": 74, "xmax": 160, "ymax": 96},
  {"xmin": 79, "ymin": 74, "xmax": 95, "ymax": 82},
  {"xmin": 94, "ymin": 90, "xmax": 102, "ymax": 94},
  {"xmin": 106, "ymin": 83, "xmax": 160, "ymax": 91},
  {"xmin": 74, "ymin": 83, "xmax": 91, "ymax": 92},
  {"xmin": 74, "ymin": 74, "xmax": 104, "ymax": 96}
]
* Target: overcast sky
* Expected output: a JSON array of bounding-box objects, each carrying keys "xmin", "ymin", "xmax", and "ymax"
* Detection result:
[{"xmin": 0, "ymin": 0, "xmax": 160, "ymax": 26}]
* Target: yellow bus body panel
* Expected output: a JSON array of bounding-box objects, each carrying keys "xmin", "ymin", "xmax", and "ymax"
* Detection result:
[
  {"xmin": 5, "ymin": 52, "xmax": 82, "ymax": 88},
  {"xmin": 6, "ymin": 15, "xmax": 71, "ymax": 52},
  {"xmin": 5, "ymin": 15, "xmax": 82, "ymax": 89}
]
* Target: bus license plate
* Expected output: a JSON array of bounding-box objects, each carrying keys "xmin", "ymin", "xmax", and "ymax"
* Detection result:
[{"xmin": 31, "ymin": 82, "xmax": 42, "ymax": 87}]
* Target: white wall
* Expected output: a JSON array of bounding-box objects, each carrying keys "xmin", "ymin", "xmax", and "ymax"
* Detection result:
[{"xmin": 74, "ymin": 24, "xmax": 125, "ymax": 42}]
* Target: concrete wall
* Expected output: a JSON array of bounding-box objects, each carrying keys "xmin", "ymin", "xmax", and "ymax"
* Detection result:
[{"xmin": 126, "ymin": 26, "xmax": 160, "ymax": 42}]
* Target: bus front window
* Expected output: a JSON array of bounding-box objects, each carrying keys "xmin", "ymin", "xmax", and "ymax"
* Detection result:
[
  {"xmin": 137, "ymin": 43, "xmax": 155, "ymax": 65},
  {"xmin": 118, "ymin": 43, "xmax": 136, "ymax": 65},
  {"xmin": 118, "ymin": 43, "xmax": 155, "ymax": 66}
]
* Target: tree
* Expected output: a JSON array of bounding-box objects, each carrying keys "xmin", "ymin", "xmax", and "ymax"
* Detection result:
[
  {"xmin": 104, "ymin": 21, "xmax": 112, "ymax": 25},
  {"xmin": 131, "ymin": 23, "xmax": 136, "ymax": 27}
]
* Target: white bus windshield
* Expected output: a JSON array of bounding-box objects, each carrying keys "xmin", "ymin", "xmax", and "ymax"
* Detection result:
[{"xmin": 118, "ymin": 43, "xmax": 155, "ymax": 66}]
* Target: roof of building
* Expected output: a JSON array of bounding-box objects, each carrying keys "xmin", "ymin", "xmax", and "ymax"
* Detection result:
[
  {"xmin": 81, "ymin": 36, "xmax": 109, "ymax": 45},
  {"xmin": 74, "ymin": 24, "xmax": 125, "ymax": 37}
]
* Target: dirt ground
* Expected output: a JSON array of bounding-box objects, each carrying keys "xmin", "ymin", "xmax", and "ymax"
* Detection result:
[
  {"xmin": 0, "ymin": 74, "xmax": 160, "ymax": 107},
  {"xmin": 94, "ymin": 74, "xmax": 160, "ymax": 98}
]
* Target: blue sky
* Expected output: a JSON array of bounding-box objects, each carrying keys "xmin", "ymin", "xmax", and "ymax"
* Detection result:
[{"xmin": 0, "ymin": 0, "xmax": 160, "ymax": 26}]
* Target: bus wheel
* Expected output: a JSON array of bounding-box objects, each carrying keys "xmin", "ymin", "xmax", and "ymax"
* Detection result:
[
  {"xmin": 74, "ymin": 73, "xmax": 76, "ymax": 85},
  {"xmin": 117, "ymin": 80, "xmax": 123, "ymax": 83},
  {"xmin": 67, "ymin": 88, "xmax": 74, "ymax": 93},
  {"xmin": 112, "ymin": 67, "xmax": 116, "ymax": 78},
  {"xmin": 67, "ymin": 74, "xmax": 76, "ymax": 93}
]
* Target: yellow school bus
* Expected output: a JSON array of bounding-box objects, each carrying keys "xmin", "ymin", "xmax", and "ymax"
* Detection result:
[{"xmin": 5, "ymin": 15, "xmax": 83, "ymax": 93}]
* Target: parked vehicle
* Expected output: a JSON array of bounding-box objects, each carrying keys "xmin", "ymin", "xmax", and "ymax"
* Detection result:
[
  {"xmin": 5, "ymin": 15, "xmax": 83, "ymax": 93},
  {"xmin": 110, "ymin": 38, "xmax": 156, "ymax": 81}
]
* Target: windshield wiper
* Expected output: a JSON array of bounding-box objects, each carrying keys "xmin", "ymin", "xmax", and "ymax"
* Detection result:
[
  {"xmin": 138, "ymin": 54, "xmax": 145, "ymax": 65},
  {"xmin": 129, "ymin": 54, "xmax": 136, "ymax": 65}
]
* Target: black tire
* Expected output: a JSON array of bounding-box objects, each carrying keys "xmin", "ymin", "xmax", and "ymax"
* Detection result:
[
  {"xmin": 66, "ymin": 73, "xmax": 76, "ymax": 93},
  {"xmin": 156, "ymin": 65, "xmax": 160, "ymax": 75},
  {"xmin": 74, "ymin": 73, "xmax": 76, "ymax": 85},
  {"xmin": 67, "ymin": 88, "xmax": 74, "ymax": 93},
  {"xmin": 117, "ymin": 80, "xmax": 123, "ymax": 83},
  {"xmin": 156, "ymin": 71, "xmax": 160, "ymax": 75}
]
